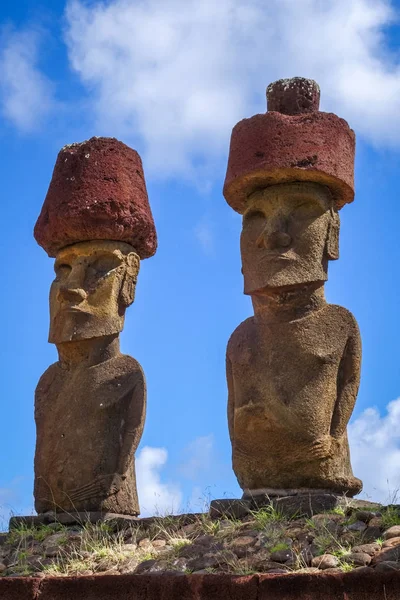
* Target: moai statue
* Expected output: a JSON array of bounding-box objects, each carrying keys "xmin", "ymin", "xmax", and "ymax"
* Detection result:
[
  {"xmin": 33, "ymin": 138, "xmax": 157, "ymax": 517},
  {"xmin": 223, "ymin": 78, "xmax": 362, "ymax": 504}
]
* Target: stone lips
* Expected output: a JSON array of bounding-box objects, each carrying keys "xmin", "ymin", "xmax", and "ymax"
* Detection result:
[
  {"xmin": 34, "ymin": 137, "xmax": 157, "ymax": 259},
  {"xmin": 223, "ymin": 111, "xmax": 355, "ymax": 214}
]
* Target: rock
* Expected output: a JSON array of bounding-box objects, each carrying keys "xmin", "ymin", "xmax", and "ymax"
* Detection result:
[
  {"xmin": 323, "ymin": 568, "xmax": 344, "ymax": 574},
  {"xmin": 175, "ymin": 524, "xmax": 198, "ymax": 538},
  {"xmin": 355, "ymin": 510, "xmax": 376, "ymax": 523},
  {"xmin": 138, "ymin": 538, "xmax": 152, "ymax": 551},
  {"xmin": 146, "ymin": 560, "xmax": 170, "ymax": 573},
  {"xmin": 42, "ymin": 533, "xmax": 67, "ymax": 548},
  {"xmin": 118, "ymin": 559, "xmax": 138, "ymax": 574},
  {"xmin": 0, "ymin": 563, "xmax": 6, "ymax": 573},
  {"xmin": 271, "ymin": 494, "xmax": 342, "ymax": 519},
  {"xmin": 121, "ymin": 543, "xmax": 138, "ymax": 553},
  {"xmin": 383, "ymin": 537, "xmax": 400, "ymax": 549},
  {"xmin": 343, "ymin": 552, "xmax": 371, "ymax": 566},
  {"xmin": 232, "ymin": 535, "xmax": 257, "ymax": 547},
  {"xmin": 270, "ymin": 549, "xmax": 295, "ymax": 563},
  {"xmin": 352, "ymin": 543, "xmax": 380, "ymax": 556},
  {"xmin": 298, "ymin": 567, "xmax": 320, "ymax": 574},
  {"xmin": 374, "ymin": 561, "xmax": 400, "ymax": 573},
  {"xmin": 371, "ymin": 546, "xmax": 400, "ymax": 564},
  {"xmin": 347, "ymin": 520, "xmax": 367, "ymax": 533},
  {"xmin": 135, "ymin": 559, "xmax": 157, "ymax": 574},
  {"xmin": 209, "ymin": 499, "xmax": 251, "ymax": 520},
  {"xmin": 96, "ymin": 560, "xmax": 117, "ymax": 573},
  {"xmin": 152, "ymin": 540, "xmax": 166, "ymax": 549},
  {"xmin": 368, "ymin": 517, "xmax": 383, "ymax": 528},
  {"xmin": 362, "ymin": 526, "xmax": 382, "ymax": 542},
  {"xmin": 383, "ymin": 526, "xmax": 400, "ymax": 540},
  {"xmin": 266, "ymin": 568, "xmax": 288, "ymax": 574},
  {"xmin": 96, "ymin": 569, "xmax": 119, "ymax": 576},
  {"xmin": 44, "ymin": 546, "xmax": 62, "ymax": 558},
  {"xmin": 297, "ymin": 531, "xmax": 315, "ymax": 546},
  {"xmin": 187, "ymin": 554, "xmax": 221, "ymax": 571},
  {"xmin": 170, "ymin": 558, "xmax": 188, "ymax": 572},
  {"xmin": 311, "ymin": 554, "xmax": 339, "ymax": 570},
  {"xmin": 299, "ymin": 547, "xmax": 314, "ymax": 566}
]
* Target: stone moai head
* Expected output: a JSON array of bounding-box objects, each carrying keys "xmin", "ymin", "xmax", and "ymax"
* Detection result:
[
  {"xmin": 223, "ymin": 77, "xmax": 355, "ymax": 295},
  {"xmin": 34, "ymin": 137, "xmax": 157, "ymax": 345}
]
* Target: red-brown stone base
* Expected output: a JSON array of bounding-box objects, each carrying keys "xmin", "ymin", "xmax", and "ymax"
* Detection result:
[{"xmin": 1, "ymin": 571, "xmax": 400, "ymax": 600}]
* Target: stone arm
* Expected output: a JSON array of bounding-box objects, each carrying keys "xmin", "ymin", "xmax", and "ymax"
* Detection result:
[
  {"xmin": 226, "ymin": 354, "xmax": 235, "ymax": 444},
  {"xmin": 68, "ymin": 369, "xmax": 146, "ymax": 504},
  {"xmin": 330, "ymin": 326, "xmax": 361, "ymax": 439},
  {"xmin": 117, "ymin": 371, "xmax": 146, "ymax": 476}
]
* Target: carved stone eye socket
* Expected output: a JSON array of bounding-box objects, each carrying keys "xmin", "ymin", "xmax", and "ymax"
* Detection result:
[
  {"xmin": 54, "ymin": 263, "xmax": 72, "ymax": 280},
  {"xmin": 243, "ymin": 209, "xmax": 265, "ymax": 223},
  {"xmin": 88, "ymin": 254, "xmax": 123, "ymax": 279},
  {"xmin": 291, "ymin": 200, "xmax": 324, "ymax": 219}
]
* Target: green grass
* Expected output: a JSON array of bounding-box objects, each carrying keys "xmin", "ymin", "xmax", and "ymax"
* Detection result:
[
  {"xmin": 251, "ymin": 504, "xmax": 286, "ymax": 529},
  {"xmin": 8, "ymin": 522, "xmax": 66, "ymax": 545},
  {"xmin": 381, "ymin": 507, "xmax": 400, "ymax": 529}
]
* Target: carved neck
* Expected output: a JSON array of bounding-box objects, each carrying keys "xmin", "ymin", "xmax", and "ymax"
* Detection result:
[
  {"xmin": 252, "ymin": 283, "xmax": 326, "ymax": 323},
  {"xmin": 56, "ymin": 334, "xmax": 121, "ymax": 369}
]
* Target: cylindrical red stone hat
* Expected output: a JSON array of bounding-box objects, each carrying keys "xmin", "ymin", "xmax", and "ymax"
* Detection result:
[
  {"xmin": 34, "ymin": 137, "xmax": 157, "ymax": 258},
  {"xmin": 223, "ymin": 77, "xmax": 355, "ymax": 213}
]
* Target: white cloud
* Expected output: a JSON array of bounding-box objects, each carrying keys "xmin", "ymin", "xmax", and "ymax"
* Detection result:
[
  {"xmin": 194, "ymin": 219, "xmax": 215, "ymax": 256},
  {"xmin": 0, "ymin": 27, "xmax": 55, "ymax": 132},
  {"xmin": 349, "ymin": 398, "xmax": 400, "ymax": 503},
  {"xmin": 0, "ymin": 478, "xmax": 33, "ymax": 532},
  {"xmin": 179, "ymin": 435, "xmax": 214, "ymax": 479},
  {"xmin": 136, "ymin": 446, "xmax": 182, "ymax": 516},
  {"xmin": 64, "ymin": 0, "xmax": 400, "ymax": 178}
]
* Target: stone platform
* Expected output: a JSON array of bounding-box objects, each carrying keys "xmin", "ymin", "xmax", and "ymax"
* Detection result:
[
  {"xmin": 9, "ymin": 511, "xmax": 202, "ymax": 531},
  {"xmin": 209, "ymin": 494, "xmax": 382, "ymax": 520},
  {"xmin": 1, "ymin": 571, "xmax": 400, "ymax": 600}
]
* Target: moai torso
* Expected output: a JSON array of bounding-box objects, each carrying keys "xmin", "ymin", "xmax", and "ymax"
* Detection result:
[
  {"xmin": 34, "ymin": 355, "xmax": 145, "ymax": 515},
  {"xmin": 227, "ymin": 303, "xmax": 361, "ymax": 495},
  {"xmin": 223, "ymin": 78, "xmax": 362, "ymax": 497}
]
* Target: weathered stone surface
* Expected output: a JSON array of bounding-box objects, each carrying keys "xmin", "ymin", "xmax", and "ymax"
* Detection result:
[
  {"xmin": 224, "ymin": 79, "xmax": 354, "ymax": 214},
  {"xmin": 311, "ymin": 554, "xmax": 339, "ymax": 570},
  {"xmin": 250, "ymin": 493, "xmax": 342, "ymax": 518},
  {"xmin": 384, "ymin": 526, "xmax": 400, "ymax": 540},
  {"xmin": 343, "ymin": 552, "xmax": 371, "ymax": 566},
  {"xmin": 374, "ymin": 561, "xmax": 400, "ymax": 573},
  {"xmin": 363, "ymin": 526, "xmax": 383, "ymax": 542},
  {"xmin": 347, "ymin": 520, "xmax": 367, "ymax": 533},
  {"xmin": 266, "ymin": 77, "xmax": 320, "ymax": 116},
  {"xmin": 270, "ymin": 549, "xmax": 295, "ymax": 563},
  {"xmin": 224, "ymin": 78, "xmax": 361, "ymax": 499},
  {"xmin": 34, "ymin": 137, "xmax": 157, "ymax": 259},
  {"xmin": 209, "ymin": 498, "xmax": 251, "ymax": 520},
  {"xmin": 352, "ymin": 543, "xmax": 381, "ymax": 556},
  {"xmin": 33, "ymin": 141, "xmax": 156, "ymax": 518},
  {"xmin": 383, "ymin": 537, "xmax": 400, "ymax": 549},
  {"xmin": 371, "ymin": 545, "xmax": 400, "ymax": 564}
]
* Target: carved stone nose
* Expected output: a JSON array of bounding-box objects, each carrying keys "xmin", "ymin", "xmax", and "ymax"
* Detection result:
[
  {"xmin": 271, "ymin": 231, "xmax": 292, "ymax": 248},
  {"xmin": 58, "ymin": 287, "xmax": 87, "ymax": 304},
  {"xmin": 257, "ymin": 229, "xmax": 292, "ymax": 249}
]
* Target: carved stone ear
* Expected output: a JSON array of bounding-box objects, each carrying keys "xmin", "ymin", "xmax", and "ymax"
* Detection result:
[
  {"xmin": 326, "ymin": 211, "xmax": 340, "ymax": 261},
  {"xmin": 120, "ymin": 252, "xmax": 140, "ymax": 307}
]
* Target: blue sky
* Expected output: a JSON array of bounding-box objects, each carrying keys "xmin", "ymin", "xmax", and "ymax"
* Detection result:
[{"xmin": 1, "ymin": 0, "xmax": 400, "ymax": 527}]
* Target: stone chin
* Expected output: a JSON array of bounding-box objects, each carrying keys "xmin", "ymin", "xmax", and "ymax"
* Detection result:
[
  {"xmin": 49, "ymin": 310, "xmax": 124, "ymax": 344},
  {"xmin": 243, "ymin": 258, "xmax": 328, "ymax": 296}
]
